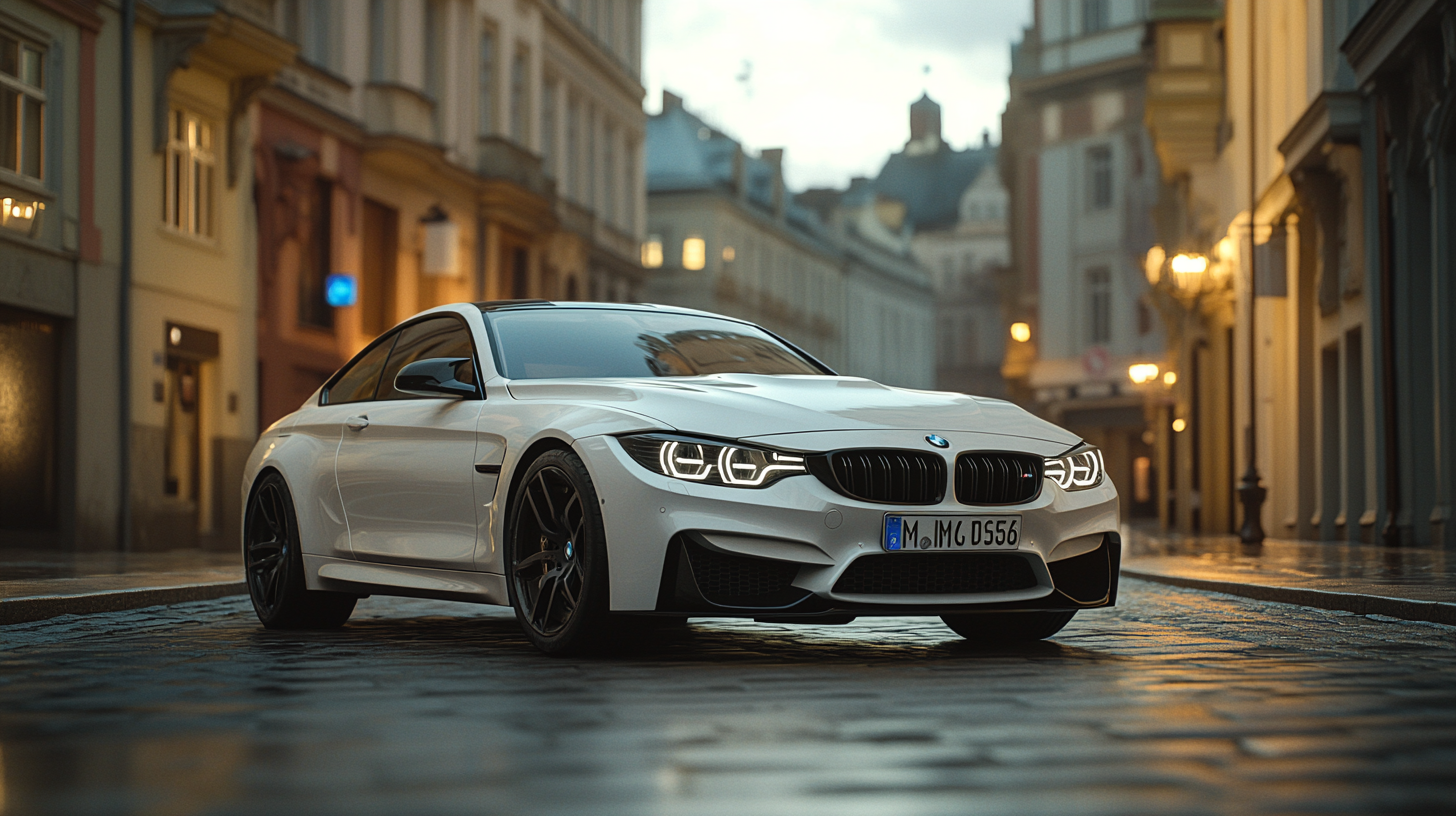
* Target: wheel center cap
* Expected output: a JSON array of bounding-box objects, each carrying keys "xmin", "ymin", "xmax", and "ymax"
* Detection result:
[{"xmin": 565, "ymin": 541, "xmax": 574, "ymax": 559}]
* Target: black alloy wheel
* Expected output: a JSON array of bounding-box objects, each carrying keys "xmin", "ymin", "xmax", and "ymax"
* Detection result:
[
  {"xmin": 507, "ymin": 449, "xmax": 615, "ymax": 655},
  {"xmin": 940, "ymin": 610, "xmax": 1077, "ymax": 645},
  {"xmin": 244, "ymin": 471, "xmax": 357, "ymax": 629}
]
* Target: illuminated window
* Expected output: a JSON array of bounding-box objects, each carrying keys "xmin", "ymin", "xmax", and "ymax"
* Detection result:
[
  {"xmin": 1, "ymin": 32, "xmax": 46, "ymax": 180},
  {"xmin": 163, "ymin": 108, "xmax": 215, "ymax": 237},
  {"xmin": 641, "ymin": 235, "xmax": 662, "ymax": 268},
  {"xmin": 682, "ymin": 237, "xmax": 706, "ymax": 271},
  {"xmin": 722, "ymin": 246, "xmax": 735, "ymax": 262}
]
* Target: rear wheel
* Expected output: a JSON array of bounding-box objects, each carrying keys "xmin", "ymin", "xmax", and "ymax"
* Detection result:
[
  {"xmin": 244, "ymin": 471, "xmax": 357, "ymax": 629},
  {"xmin": 506, "ymin": 449, "xmax": 615, "ymax": 656},
  {"xmin": 940, "ymin": 610, "xmax": 1076, "ymax": 644}
]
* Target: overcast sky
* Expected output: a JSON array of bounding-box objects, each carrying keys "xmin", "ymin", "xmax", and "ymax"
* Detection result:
[{"xmin": 641, "ymin": 0, "xmax": 1033, "ymax": 191}]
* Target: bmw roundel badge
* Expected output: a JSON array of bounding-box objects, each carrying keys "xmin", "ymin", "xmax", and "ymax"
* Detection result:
[{"xmin": 925, "ymin": 434, "xmax": 950, "ymax": 448}]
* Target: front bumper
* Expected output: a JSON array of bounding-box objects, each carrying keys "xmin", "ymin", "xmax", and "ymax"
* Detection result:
[{"xmin": 574, "ymin": 431, "xmax": 1120, "ymax": 616}]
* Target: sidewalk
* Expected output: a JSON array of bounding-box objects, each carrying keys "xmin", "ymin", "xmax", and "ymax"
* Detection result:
[
  {"xmin": 0, "ymin": 549, "xmax": 244, "ymax": 625},
  {"xmin": 2, "ymin": 532, "xmax": 1453, "ymax": 627},
  {"xmin": 1120, "ymin": 525, "xmax": 1456, "ymax": 626}
]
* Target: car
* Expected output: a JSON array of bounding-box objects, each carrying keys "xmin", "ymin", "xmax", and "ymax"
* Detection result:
[{"xmin": 240, "ymin": 301, "xmax": 1120, "ymax": 655}]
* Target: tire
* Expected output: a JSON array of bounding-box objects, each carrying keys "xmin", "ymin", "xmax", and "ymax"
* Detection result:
[
  {"xmin": 940, "ymin": 610, "xmax": 1076, "ymax": 644},
  {"xmin": 506, "ymin": 449, "xmax": 617, "ymax": 656},
  {"xmin": 244, "ymin": 471, "xmax": 357, "ymax": 630}
]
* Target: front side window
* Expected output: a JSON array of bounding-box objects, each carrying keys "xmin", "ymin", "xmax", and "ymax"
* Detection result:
[
  {"xmin": 164, "ymin": 108, "xmax": 216, "ymax": 236},
  {"xmin": 0, "ymin": 33, "xmax": 45, "ymax": 179},
  {"xmin": 488, "ymin": 308, "xmax": 826, "ymax": 380},
  {"xmin": 325, "ymin": 334, "xmax": 398, "ymax": 404},
  {"xmin": 376, "ymin": 317, "xmax": 477, "ymax": 400}
]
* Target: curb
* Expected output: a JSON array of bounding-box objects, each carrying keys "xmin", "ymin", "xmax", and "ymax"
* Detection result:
[
  {"xmin": 0, "ymin": 581, "xmax": 247, "ymax": 626},
  {"xmin": 1122, "ymin": 569, "xmax": 1456, "ymax": 627}
]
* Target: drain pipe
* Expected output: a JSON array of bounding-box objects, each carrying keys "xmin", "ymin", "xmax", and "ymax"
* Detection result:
[{"xmin": 119, "ymin": 0, "xmax": 134, "ymax": 552}]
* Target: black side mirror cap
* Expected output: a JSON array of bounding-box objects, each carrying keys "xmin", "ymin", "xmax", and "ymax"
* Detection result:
[{"xmin": 394, "ymin": 357, "xmax": 478, "ymax": 399}]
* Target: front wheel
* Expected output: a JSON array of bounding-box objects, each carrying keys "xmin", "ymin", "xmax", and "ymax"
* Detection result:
[
  {"xmin": 244, "ymin": 471, "xmax": 357, "ymax": 629},
  {"xmin": 506, "ymin": 449, "xmax": 615, "ymax": 656},
  {"xmin": 940, "ymin": 610, "xmax": 1076, "ymax": 644}
]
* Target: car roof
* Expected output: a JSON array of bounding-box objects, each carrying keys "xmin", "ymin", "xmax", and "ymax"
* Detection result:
[{"xmin": 471, "ymin": 300, "xmax": 738, "ymax": 321}]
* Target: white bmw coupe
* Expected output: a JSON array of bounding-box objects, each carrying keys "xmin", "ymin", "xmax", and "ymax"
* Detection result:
[{"xmin": 242, "ymin": 301, "xmax": 1120, "ymax": 654}]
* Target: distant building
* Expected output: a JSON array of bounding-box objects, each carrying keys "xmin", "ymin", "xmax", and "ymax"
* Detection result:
[
  {"xmin": 1001, "ymin": 0, "xmax": 1165, "ymax": 518},
  {"xmin": 643, "ymin": 92, "xmax": 935, "ymax": 388},
  {"xmin": 869, "ymin": 93, "xmax": 1009, "ymax": 397}
]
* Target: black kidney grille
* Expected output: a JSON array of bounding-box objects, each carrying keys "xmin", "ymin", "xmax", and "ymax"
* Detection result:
[
  {"xmin": 687, "ymin": 546, "xmax": 801, "ymax": 605},
  {"xmin": 833, "ymin": 553, "xmax": 1037, "ymax": 595},
  {"xmin": 955, "ymin": 453, "xmax": 1044, "ymax": 505},
  {"xmin": 824, "ymin": 449, "xmax": 945, "ymax": 504}
]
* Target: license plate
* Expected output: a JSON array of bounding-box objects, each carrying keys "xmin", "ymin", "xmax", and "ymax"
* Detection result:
[{"xmin": 883, "ymin": 514, "xmax": 1021, "ymax": 552}]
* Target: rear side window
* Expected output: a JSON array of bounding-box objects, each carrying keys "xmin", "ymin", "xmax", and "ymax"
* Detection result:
[
  {"xmin": 324, "ymin": 335, "xmax": 397, "ymax": 405},
  {"xmin": 376, "ymin": 316, "xmax": 479, "ymax": 400}
]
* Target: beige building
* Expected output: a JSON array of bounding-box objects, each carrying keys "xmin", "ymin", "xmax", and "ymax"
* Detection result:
[{"xmin": 257, "ymin": 0, "xmax": 647, "ymax": 433}]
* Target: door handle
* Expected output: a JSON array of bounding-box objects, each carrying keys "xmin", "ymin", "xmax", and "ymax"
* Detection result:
[{"xmin": 346, "ymin": 416, "xmax": 369, "ymax": 431}]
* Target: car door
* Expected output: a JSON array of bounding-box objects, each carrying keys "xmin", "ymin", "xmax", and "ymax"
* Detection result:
[
  {"xmin": 335, "ymin": 315, "xmax": 485, "ymax": 568},
  {"xmin": 295, "ymin": 333, "xmax": 400, "ymax": 559}
]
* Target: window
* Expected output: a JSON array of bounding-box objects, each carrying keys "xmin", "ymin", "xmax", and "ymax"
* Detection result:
[
  {"xmin": 565, "ymin": 95, "xmax": 579, "ymax": 199},
  {"xmin": 682, "ymin": 237, "xmax": 706, "ymax": 270},
  {"xmin": 282, "ymin": 0, "xmax": 336, "ymax": 70},
  {"xmin": 478, "ymin": 28, "xmax": 496, "ymax": 134},
  {"xmin": 424, "ymin": 0, "xmax": 445, "ymax": 100},
  {"xmin": 603, "ymin": 123, "xmax": 617, "ymax": 226},
  {"xmin": 163, "ymin": 108, "xmax": 216, "ymax": 237},
  {"xmin": 1087, "ymin": 266, "xmax": 1112, "ymax": 345},
  {"xmin": 1, "ymin": 33, "xmax": 45, "ymax": 179},
  {"xmin": 1082, "ymin": 0, "xmax": 1109, "ymax": 34},
  {"xmin": 541, "ymin": 80, "xmax": 557, "ymax": 176},
  {"xmin": 325, "ymin": 334, "xmax": 398, "ymax": 404},
  {"xmin": 641, "ymin": 235, "xmax": 663, "ymax": 268},
  {"xmin": 298, "ymin": 179, "xmax": 333, "ymax": 329},
  {"xmin": 369, "ymin": 0, "xmax": 390, "ymax": 80},
  {"xmin": 509, "ymin": 46, "xmax": 529, "ymax": 145},
  {"xmin": 1087, "ymin": 145, "xmax": 1112, "ymax": 210},
  {"xmin": 376, "ymin": 317, "xmax": 477, "ymax": 401}
]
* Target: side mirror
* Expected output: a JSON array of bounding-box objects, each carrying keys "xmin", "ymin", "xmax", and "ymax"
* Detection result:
[{"xmin": 394, "ymin": 357, "xmax": 478, "ymax": 399}]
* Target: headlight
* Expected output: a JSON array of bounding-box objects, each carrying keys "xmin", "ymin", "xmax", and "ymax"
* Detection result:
[
  {"xmin": 1044, "ymin": 444, "xmax": 1105, "ymax": 491},
  {"xmin": 618, "ymin": 434, "xmax": 808, "ymax": 488}
]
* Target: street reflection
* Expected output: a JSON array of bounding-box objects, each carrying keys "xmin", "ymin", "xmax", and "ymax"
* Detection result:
[{"xmin": 3, "ymin": 586, "xmax": 1455, "ymax": 813}]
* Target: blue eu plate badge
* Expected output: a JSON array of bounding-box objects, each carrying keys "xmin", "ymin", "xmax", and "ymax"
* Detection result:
[{"xmin": 885, "ymin": 516, "xmax": 903, "ymax": 550}]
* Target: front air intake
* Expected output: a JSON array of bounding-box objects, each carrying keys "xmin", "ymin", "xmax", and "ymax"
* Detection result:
[
  {"xmin": 954, "ymin": 452, "xmax": 1044, "ymax": 506},
  {"xmin": 816, "ymin": 449, "xmax": 946, "ymax": 505},
  {"xmin": 833, "ymin": 553, "xmax": 1038, "ymax": 595}
]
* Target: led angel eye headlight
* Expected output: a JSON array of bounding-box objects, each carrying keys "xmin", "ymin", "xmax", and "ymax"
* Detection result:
[
  {"xmin": 1044, "ymin": 445, "xmax": 1105, "ymax": 491},
  {"xmin": 619, "ymin": 435, "xmax": 807, "ymax": 488}
]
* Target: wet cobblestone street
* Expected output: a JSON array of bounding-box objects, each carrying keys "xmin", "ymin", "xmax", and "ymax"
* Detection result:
[{"xmin": 2, "ymin": 580, "xmax": 1455, "ymax": 816}]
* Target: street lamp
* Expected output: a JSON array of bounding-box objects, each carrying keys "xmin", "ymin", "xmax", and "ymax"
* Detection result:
[{"xmin": 1128, "ymin": 363, "xmax": 1160, "ymax": 384}]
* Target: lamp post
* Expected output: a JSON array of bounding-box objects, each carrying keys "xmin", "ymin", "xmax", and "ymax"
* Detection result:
[{"xmin": 1239, "ymin": 3, "xmax": 1267, "ymax": 546}]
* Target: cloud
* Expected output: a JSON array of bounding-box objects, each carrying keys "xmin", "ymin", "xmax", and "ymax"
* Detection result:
[{"xmin": 643, "ymin": 0, "xmax": 1030, "ymax": 190}]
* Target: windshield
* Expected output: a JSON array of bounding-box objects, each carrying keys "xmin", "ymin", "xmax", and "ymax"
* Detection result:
[{"xmin": 487, "ymin": 309, "xmax": 827, "ymax": 380}]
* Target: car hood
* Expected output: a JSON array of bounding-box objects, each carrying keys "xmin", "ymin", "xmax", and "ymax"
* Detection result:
[{"xmin": 505, "ymin": 374, "xmax": 1079, "ymax": 445}]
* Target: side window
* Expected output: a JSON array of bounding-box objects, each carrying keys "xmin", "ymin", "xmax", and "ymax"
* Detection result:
[
  {"xmin": 324, "ymin": 334, "xmax": 398, "ymax": 405},
  {"xmin": 377, "ymin": 317, "xmax": 479, "ymax": 400}
]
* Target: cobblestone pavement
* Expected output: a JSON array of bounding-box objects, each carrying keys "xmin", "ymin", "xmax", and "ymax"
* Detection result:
[{"xmin": 2, "ymin": 580, "xmax": 1454, "ymax": 816}]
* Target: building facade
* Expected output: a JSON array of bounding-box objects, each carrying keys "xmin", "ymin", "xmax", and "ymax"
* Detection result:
[
  {"xmin": 871, "ymin": 94, "xmax": 1010, "ymax": 398},
  {"xmin": 643, "ymin": 92, "xmax": 935, "ymax": 388},
  {"xmin": 1001, "ymin": 0, "xmax": 1166, "ymax": 518},
  {"xmin": 255, "ymin": 0, "xmax": 646, "ymax": 430},
  {"xmin": 0, "ymin": 0, "xmax": 118, "ymax": 551}
]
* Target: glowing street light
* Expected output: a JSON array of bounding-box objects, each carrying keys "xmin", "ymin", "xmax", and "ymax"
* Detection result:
[
  {"xmin": 1010, "ymin": 322, "xmax": 1031, "ymax": 343},
  {"xmin": 1169, "ymin": 252, "xmax": 1210, "ymax": 297},
  {"xmin": 1128, "ymin": 363, "xmax": 1160, "ymax": 384},
  {"xmin": 1163, "ymin": 371, "xmax": 1177, "ymax": 386}
]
